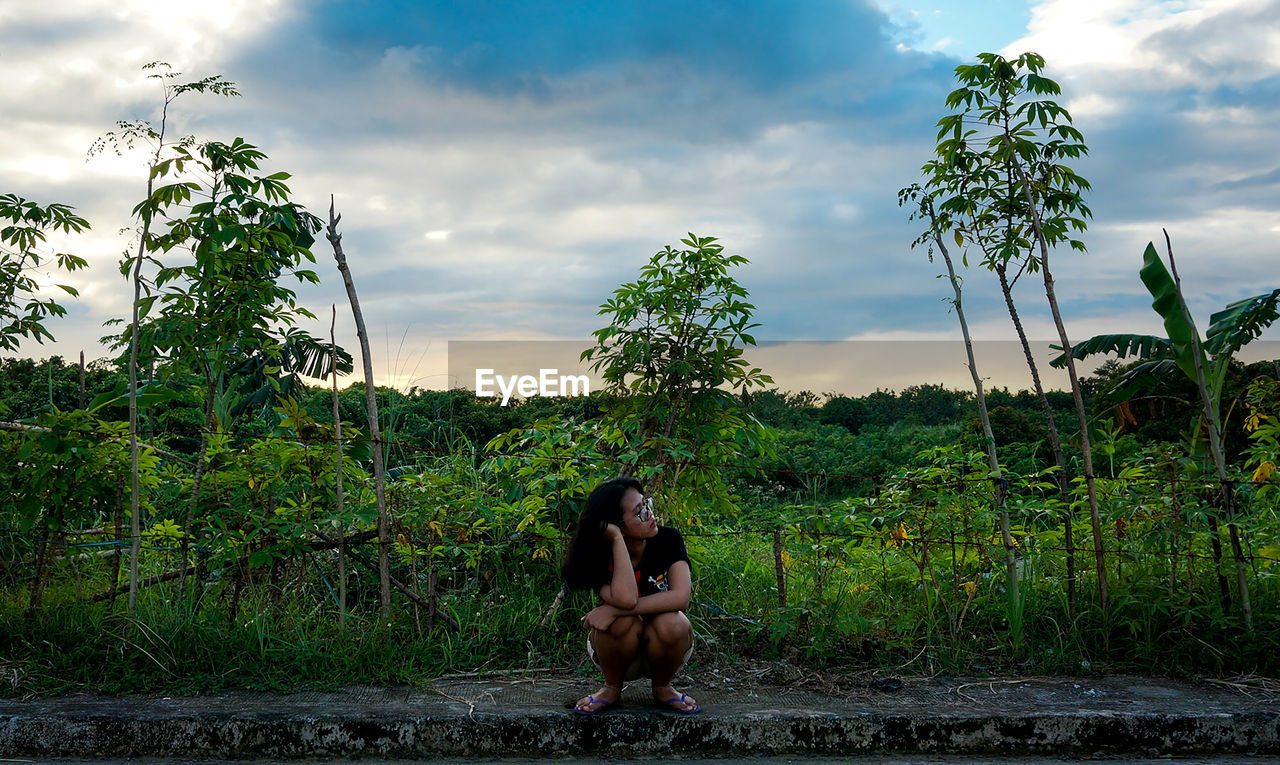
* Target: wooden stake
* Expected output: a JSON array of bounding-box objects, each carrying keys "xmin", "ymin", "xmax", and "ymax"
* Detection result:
[
  {"xmin": 773, "ymin": 530, "xmax": 788, "ymax": 607},
  {"xmin": 326, "ymin": 198, "xmax": 392, "ymax": 620},
  {"xmin": 331, "ymin": 304, "xmax": 347, "ymax": 629}
]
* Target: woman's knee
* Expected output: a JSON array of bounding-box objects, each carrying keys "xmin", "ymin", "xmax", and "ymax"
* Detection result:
[
  {"xmin": 646, "ymin": 611, "xmax": 691, "ymax": 646},
  {"xmin": 607, "ymin": 614, "xmax": 643, "ymax": 639}
]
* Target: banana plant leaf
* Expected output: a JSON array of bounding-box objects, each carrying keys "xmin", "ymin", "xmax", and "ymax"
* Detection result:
[
  {"xmin": 1049, "ymin": 333, "xmax": 1173, "ymax": 368},
  {"xmin": 1107, "ymin": 358, "xmax": 1185, "ymax": 402},
  {"xmin": 222, "ymin": 331, "xmax": 354, "ymax": 422},
  {"xmin": 1205, "ymin": 289, "xmax": 1280, "ymax": 357},
  {"xmin": 1138, "ymin": 241, "xmax": 1202, "ymax": 383},
  {"xmin": 1049, "ymin": 243, "xmax": 1276, "ymax": 415}
]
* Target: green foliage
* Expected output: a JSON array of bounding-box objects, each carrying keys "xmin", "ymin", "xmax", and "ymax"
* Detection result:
[
  {"xmin": 1054, "ymin": 243, "xmax": 1279, "ymax": 453},
  {"xmin": 1, "ymin": 410, "xmax": 150, "ymax": 536},
  {"xmin": 128, "ymin": 136, "xmax": 335, "ymax": 417},
  {"xmin": 0, "ymin": 194, "xmax": 90, "ymax": 352},
  {"xmin": 818, "ymin": 395, "xmax": 869, "ymax": 433},
  {"xmin": 1140, "ymin": 243, "xmax": 1202, "ymax": 383},
  {"xmin": 1243, "ymin": 377, "xmax": 1280, "ymax": 500},
  {"xmin": 484, "ymin": 415, "xmax": 613, "ymax": 528},
  {"xmin": 198, "ymin": 399, "xmax": 369, "ymax": 573},
  {"xmin": 581, "ymin": 234, "xmax": 775, "ymax": 518},
  {"xmin": 0, "ymin": 356, "xmax": 128, "ymax": 420},
  {"xmin": 6, "ymin": 54, "xmax": 1280, "ymax": 692},
  {"xmin": 918, "ymin": 51, "xmax": 1091, "ymax": 272},
  {"xmin": 95, "ymin": 64, "xmax": 349, "ymax": 435}
]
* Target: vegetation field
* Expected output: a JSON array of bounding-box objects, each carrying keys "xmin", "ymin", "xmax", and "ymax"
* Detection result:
[{"xmin": 3, "ymin": 55, "xmax": 1279, "ymax": 696}]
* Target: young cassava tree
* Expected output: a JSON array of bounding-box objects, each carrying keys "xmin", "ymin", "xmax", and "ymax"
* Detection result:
[
  {"xmin": 582, "ymin": 234, "xmax": 775, "ymax": 520},
  {"xmin": 922, "ymin": 51, "xmax": 1106, "ymax": 614}
]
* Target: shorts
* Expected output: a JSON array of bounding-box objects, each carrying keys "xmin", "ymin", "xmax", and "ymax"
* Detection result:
[{"xmin": 586, "ymin": 613, "xmax": 695, "ymax": 682}]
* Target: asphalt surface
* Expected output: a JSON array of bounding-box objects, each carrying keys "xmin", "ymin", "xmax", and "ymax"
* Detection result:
[
  {"xmin": 16, "ymin": 758, "xmax": 1280, "ymax": 764},
  {"xmin": 3, "ymin": 673, "xmax": 1279, "ymax": 759}
]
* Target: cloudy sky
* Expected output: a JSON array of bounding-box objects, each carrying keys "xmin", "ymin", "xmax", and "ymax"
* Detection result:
[{"xmin": 3, "ymin": 0, "xmax": 1278, "ymax": 395}]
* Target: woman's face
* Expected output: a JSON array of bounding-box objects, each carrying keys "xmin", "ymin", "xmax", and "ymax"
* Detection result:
[{"xmin": 619, "ymin": 487, "xmax": 659, "ymax": 540}]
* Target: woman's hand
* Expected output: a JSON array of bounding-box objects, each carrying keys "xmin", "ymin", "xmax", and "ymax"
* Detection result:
[
  {"xmin": 582, "ymin": 603, "xmax": 619, "ymax": 631},
  {"xmin": 602, "ymin": 522, "xmax": 624, "ymax": 542}
]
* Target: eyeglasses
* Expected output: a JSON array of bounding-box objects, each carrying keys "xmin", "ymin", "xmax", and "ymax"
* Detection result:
[{"xmin": 634, "ymin": 497, "xmax": 655, "ymax": 522}]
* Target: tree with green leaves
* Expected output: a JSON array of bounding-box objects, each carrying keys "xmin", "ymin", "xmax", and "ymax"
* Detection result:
[
  {"xmin": 1054, "ymin": 237, "xmax": 1279, "ymax": 628},
  {"xmin": 140, "ymin": 138, "xmax": 339, "ymax": 580},
  {"xmin": 919, "ymin": 51, "xmax": 1104, "ymax": 614},
  {"xmin": 98, "ymin": 64, "xmax": 346, "ymax": 599},
  {"xmin": 581, "ymin": 234, "xmax": 775, "ymax": 519},
  {"xmin": 92, "ymin": 62, "xmax": 240, "ymax": 608},
  {"xmin": 0, "ymin": 195, "xmax": 89, "ymax": 352}
]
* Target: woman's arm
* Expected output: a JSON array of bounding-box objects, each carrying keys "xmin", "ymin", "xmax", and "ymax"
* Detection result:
[
  {"xmin": 596, "ymin": 524, "xmax": 639, "ymax": 610},
  {"xmin": 583, "ymin": 561, "xmax": 691, "ymax": 630}
]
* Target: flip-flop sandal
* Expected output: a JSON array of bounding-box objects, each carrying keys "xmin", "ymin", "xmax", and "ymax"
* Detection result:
[
  {"xmin": 657, "ymin": 693, "xmax": 701, "ymax": 715},
  {"xmin": 574, "ymin": 695, "xmax": 620, "ymax": 715}
]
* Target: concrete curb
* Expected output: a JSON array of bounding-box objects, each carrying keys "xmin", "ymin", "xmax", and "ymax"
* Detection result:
[{"xmin": 2, "ymin": 676, "xmax": 1277, "ymax": 759}]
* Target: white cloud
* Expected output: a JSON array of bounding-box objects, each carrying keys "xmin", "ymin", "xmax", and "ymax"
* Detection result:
[
  {"xmin": 1008, "ymin": 0, "xmax": 1280, "ymax": 87},
  {"xmin": 0, "ymin": 0, "xmax": 302, "ymax": 359},
  {"xmin": 3, "ymin": 1, "xmax": 1277, "ymax": 396}
]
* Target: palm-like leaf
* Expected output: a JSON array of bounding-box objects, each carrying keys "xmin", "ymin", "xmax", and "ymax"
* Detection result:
[
  {"xmin": 1050, "ymin": 243, "xmax": 1277, "ymax": 409},
  {"xmin": 228, "ymin": 330, "xmax": 353, "ymax": 418},
  {"xmin": 1050, "ymin": 333, "xmax": 1173, "ymax": 368},
  {"xmin": 1205, "ymin": 289, "xmax": 1280, "ymax": 357},
  {"xmin": 1138, "ymin": 242, "xmax": 1202, "ymax": 382},
  {"xmin": 1108, "ymin": 358, "xmax": 1185, "ymax": 402}
]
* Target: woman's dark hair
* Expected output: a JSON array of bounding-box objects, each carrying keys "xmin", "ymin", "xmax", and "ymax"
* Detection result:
[{"xmin": 561, "ymin": 477, "xmax": 644, "ymax": 590}]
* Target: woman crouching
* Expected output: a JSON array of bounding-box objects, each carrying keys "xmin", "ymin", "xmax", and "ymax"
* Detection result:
[{"xmin": 562, "ymin": 477, "xmax": 700, "ymax": 715}]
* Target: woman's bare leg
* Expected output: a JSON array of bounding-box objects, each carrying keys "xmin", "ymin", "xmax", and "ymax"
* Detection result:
[
  {"xmin": 576, "ymin": 614, "xmax": 642, "ymax": 712},
  {"xmin": 644, "ymin": 611, "xmax": 697, "ymax": 711}
]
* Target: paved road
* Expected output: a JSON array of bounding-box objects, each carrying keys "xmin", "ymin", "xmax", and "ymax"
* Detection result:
[
  {"xmin": 23, "ymin": 757, "xmax": 1280, "ymax": 764},
  {"xmin": 5, "ymin": 674, "xmax": 1279, "ymax": 760}
]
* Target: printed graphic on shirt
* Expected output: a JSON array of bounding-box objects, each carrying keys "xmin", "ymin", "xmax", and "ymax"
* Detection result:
[{"xmin": 647, "ymin": 572, "xmax": 668, "ymax": 592}]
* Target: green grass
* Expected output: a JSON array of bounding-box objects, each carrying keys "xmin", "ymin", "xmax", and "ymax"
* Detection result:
[{"xmin": 5, "ymin": 513, "xmax": 1280, "ymax": 698}]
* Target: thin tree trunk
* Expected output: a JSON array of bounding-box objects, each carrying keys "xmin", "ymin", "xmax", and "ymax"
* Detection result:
[
  {"xmin": 427, "ymin": 565, "xmax": 439, "ymax": 631},
  {"xmin": 1208, "ymin": 516, "xmax": 1230, "ymax": 608},
  {"xmin": 331, "ymin": 304, "xmax": 347, "ymax": 629},
  {"xmin": 326, "ymin": 198, "xmax": 391, "ymax": 619},
  {"xmin": 1164, "ymin": 232, "xmax": 1252, "ymax": 630},
  {"xmin": 539, "ymin": 584, "xmax": 567, "ymax": 628},
  {"xmin": 78, "ymin": 351, "xmax": 86, "ymax": 410},
  {"xmin": 773, "ymin": 530, "xmax": 788, "ymax": 608},
  {"xmin": 126, "ymin": 91, "xmax": 174, "ymax": 611},
  {"xmin": 108, "ymin": 476, "xmax": 124, "ymax": 610},
  {"xmin": 996, "ymin": 261, "xmax": 1076, "ymax": 619},
  {"xmin": 28, "ymin": 523, "xmax": 50, "ymax": 614},
  {"xmin": 924, "ymin": 202, "xmax": 1020, "ymax": 651},
  {"xmin": 182, "ymin": 389, "xmax": 214, "ymax": 582},
  {"xmin": 1011, "ymin": 160, "xmax": 1108, "ymax": 615},
  {"xmin": 127, "ymin": 230, "xmax": 145, "ymax": 611}
]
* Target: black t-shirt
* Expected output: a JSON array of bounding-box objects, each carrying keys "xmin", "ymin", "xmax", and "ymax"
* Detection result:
[{"xmin": 635, "ymin": 526, "xmax": 690, "ymax": 597}]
